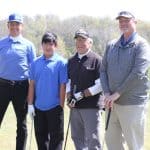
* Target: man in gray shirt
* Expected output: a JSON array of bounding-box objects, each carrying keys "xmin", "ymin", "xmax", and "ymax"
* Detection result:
[{"xmin": 101, "ymin": 11, "xmax": 150, "ymax": 150}]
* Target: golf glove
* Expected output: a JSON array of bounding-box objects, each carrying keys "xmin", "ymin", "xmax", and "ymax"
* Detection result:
[
  {"xmin": 28, "ymin": 104, "xmax": 35, "ymax": 119},
  {"xmin": 74, "ymin": 92, "xmax": 84, "ymax": 101}
]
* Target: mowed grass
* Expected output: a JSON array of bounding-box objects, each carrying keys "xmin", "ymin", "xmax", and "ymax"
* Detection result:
[{"xmin": 0, "ymin": 102, "xmax": 150, "ymax": 150}]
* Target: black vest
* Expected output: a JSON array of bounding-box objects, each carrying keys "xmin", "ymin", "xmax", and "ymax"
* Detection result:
[{"xmin": 68, "ymin": 51, "xmax": 102, "ymax": 108}]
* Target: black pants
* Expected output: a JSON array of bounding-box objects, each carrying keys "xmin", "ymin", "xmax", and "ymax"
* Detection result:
[
  {"xmin": 0, "ymin": 78, "xmax": 28, "ymax": 150},
  {"xmin": 34, "ymin": 105, "xmax": 64, "ymax": 150}
]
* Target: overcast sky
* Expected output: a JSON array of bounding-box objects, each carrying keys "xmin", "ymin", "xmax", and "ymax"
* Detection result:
[{"xmin": 0, "ymin": 0, "xmax": 149, "ymax": 21}]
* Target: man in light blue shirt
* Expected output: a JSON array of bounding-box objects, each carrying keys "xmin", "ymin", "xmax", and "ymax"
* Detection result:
[
  {"xmin": 0, "ymin": 13, "xmax": 36, "ymax": 150},
  {"xmin": 28, "ymin": 32, "xmax": 68, "ymax": 150}
]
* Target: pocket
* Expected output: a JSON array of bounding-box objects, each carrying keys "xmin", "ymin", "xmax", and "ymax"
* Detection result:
[{"xmin": 85, "ymin": 67, "xmax": 95, "ymax": 78}]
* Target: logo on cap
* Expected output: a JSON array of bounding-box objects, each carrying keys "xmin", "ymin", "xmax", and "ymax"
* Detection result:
[{"xmin": 8, "ymin": 13, "xmax": 23, "ymax": 23}]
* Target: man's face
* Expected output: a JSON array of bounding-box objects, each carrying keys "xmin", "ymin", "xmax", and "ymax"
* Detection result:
[
  {"xmin": 42, "ymin": 42, "xmax": 56, "ymax": 58},
  {"xmin": 75, "ymin": 37, "xmax": 91, "ymax": 54},
  {"xmin": 118, "ymin": 17, "xmax": 136, "ymax": 34},
  {"xmin": 8, "ymin": 21, "xmax": 23, "ymax": 37}
]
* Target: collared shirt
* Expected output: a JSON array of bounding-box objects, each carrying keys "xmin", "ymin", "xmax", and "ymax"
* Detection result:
[
  {"xmin": 0, "ymin": 35, "xmax": 36, "ymax": 80},
  {"xmin": 78, "ymin": 49, "xmax": 91, "ymax": 59},
  {"xmin": 120, "ymin": 32, "xmax": 137, "ymax": 46},
  {"xmin": 29, "ymin": 53, "xmax": 68, "ymax": 111}
]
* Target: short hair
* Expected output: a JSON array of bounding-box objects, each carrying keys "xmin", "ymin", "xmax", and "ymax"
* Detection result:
[{"xmin": 41, "ymin": 32, "xmax": 57, "ymax": 46}]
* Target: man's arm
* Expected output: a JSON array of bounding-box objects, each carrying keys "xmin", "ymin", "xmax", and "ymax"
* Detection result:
[
  {"xmin": 60, "ymin": 83, "xmax": 66, "ymax": 108},
  {"xmin": 59, "ymin": 59, "xmax": 68, "ymax": 108},
  {"xmin": 27, "ymin": 80, "xmax": 35, "ymax": 118},
  {"xmin": 27, "ymin": 80, "xmax": 35, "ymax": 105},
  {"xmin": 100, "ymin": 43, "xmax": 112, "ymax": 94},
  {"xmin": 83, "ymin": 78, "xmax": 103, "ymax": 97},
  {"xmin": 75, "ymin": 55, "xmax": 103, "ymax": 98}
]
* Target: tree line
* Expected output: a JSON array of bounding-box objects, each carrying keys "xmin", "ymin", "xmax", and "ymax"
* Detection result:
[{"xmin": 0, "ymin": 14, "xmax": 150, "ymax": 58}]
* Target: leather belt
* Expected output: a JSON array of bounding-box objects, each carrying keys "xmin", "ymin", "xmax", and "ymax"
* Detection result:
[{"xmin": 0, "ymin": 78, "xmax": 28, "ymax": 85}]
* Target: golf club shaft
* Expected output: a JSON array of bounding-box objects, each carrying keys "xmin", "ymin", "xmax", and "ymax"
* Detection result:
[
  {"xmin": 29, "ymin": 118, "xmax": 34, "ymax": 150},
  {"xmin": 105, "ymin": 108, "xmax": 111, "ymax": 130},
  {"xmin": 102, "ymin": 108, "xmax": 111, "ymax": 150},
  {"xmin": 63, "ymin": 110, "xmax": 71, "ymax": 150}
]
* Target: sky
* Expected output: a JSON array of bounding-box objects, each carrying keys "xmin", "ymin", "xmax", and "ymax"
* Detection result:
[{"xmin": 0, "ymin": 0, "xmax": 149, "ymax": 21}]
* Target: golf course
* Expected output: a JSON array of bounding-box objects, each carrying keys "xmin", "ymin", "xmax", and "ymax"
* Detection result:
[{"xmin": 0, "ymin": 102, "xmax": 150, "ymax": 150}]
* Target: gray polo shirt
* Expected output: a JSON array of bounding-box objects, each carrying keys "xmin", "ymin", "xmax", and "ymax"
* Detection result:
[{"xmin": 101, "ymin": 34, "xmax": 150, "ymax": 105}]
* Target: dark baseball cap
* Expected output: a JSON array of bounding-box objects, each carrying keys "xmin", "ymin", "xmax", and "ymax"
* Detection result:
[
  {"xmin": 8, "ymin": 13, "xmax": 23, "ymax": 23},
  {"xmin": 42, "ymin": 32, "xmax": 57, "ymax": 44},
  {"xmin": 116, "ymin": 11, "xmax": 135, "ymax": 20},
  {"xmin": 74, "ymin": 29, "xmax": 90, "ymax": 39}
]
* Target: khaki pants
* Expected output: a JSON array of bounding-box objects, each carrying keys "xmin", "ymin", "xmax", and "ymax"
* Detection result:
[
  {"xmin": 70, "ymin": 108, "xmax": 102, "ymax": 150},
  {"xmin": 105, "ymin": 103, "xmax": 147, "ymax": 150}
]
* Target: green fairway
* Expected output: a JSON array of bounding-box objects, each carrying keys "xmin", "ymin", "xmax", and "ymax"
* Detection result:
[{"xmin": 0, "ymin": 102, "xmax": 150, "ymax": 150}]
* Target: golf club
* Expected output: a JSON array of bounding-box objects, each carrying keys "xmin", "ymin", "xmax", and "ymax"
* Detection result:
[
  {"xmin": 64, "ymin": 85, "xmax": 76, "ymax": 150},
  {"xmin": 102, "ymin": 108, "xmax": 111, "ymax": 150},
  {"xmin": 29, "ymin": 118, "xmax": 34, "ymax": 150},
  {"xmin": 63, "ymin": 110, "xmax": 71, "ymax": 150}
]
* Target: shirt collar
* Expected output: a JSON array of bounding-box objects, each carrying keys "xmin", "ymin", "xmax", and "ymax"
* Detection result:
[
  {"xmin": 78, "ymin": 49, "xmax": 91, "ymax": 59},
  {"xmin": 9, "ymin": 35, "xmax": 23, "ymax": 43},
  {"xmin": 120, "ymin": 32, "xmax": 137, "ymax": 47},
  {"xmin": 41, "ymin": 53, "xmax": 58, "ymax": 62}
]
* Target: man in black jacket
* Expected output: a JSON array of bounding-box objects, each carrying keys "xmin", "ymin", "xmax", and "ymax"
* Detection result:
[{"xmin": 66, "ymin": 29, "xmax": 103, "ymax": 150}]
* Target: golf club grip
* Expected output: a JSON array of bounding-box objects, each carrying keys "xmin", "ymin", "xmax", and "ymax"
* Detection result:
[{"xmin": 105, "ymin": 108, "xmax": 111, "ymax": 130}]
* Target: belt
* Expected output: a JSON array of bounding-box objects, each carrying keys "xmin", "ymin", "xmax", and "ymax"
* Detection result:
[{"xmin": 0, "ymin": 78, "xmax": 28, "ymax": 85}]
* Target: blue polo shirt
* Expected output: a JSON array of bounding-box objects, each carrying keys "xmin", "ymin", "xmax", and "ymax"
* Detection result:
[
  {"xmin": 0, "ymin": 35, "xmax": 36, "ymax": 80},
  {"xmin": 121, "ymin": 32, "xmax": 137, "ymax": 46},
  {"xmin": 29, "ymin": 53, "xmax": 68, "ymax": 111}
]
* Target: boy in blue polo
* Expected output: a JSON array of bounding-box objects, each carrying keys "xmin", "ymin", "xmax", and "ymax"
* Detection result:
[{"xmin": 27, "ymin": 32, "xmax": 68, "ymax": 150}]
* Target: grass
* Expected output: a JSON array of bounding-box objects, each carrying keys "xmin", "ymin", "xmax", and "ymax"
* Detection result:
[{"xmin": 0, "ymin": 102, "xmax": 150, "ymax": 150}]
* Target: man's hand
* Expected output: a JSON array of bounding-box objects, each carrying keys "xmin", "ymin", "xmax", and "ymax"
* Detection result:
[
  {"xmin": 83, "ymin": 89, "xmax": 92, "ymax": 97},
  {"xmin": 68, "ymin": 98, "xmax": 77, "ymax": 108},
  {"xmin": 99, "ymin": 94, "xmax": 105, "ymax": 110},
  {"xmin": 28, "ymin": 104, "xmax": 35, "ymax": 119},
  {"xmin": 104, "ymin": 92, "xmax": 120, "ymax": 108},
  {"xmin": 60, "ymin": 102, "xmax": 64, "ymax": 108},
  {"xmin": 66, "ymin": 92, "xmax": 76, "ymax": 108},
  {"xmin": 74, "ymin": 91, "xmax": 84, "ymax": 100}
]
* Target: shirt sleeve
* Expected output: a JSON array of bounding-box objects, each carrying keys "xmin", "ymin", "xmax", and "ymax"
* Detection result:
[
  {"xmin": 66, "ymin": 79, "xmax": 71, "ymax": 93},
  {"xmin": 100, "ymin": 43, "xmax": 112, "ymax": 94},
  {"xmin": 27, "ymin": 43, "xmax": 36, "ymax": 65},
  {"xmin": 59, "ymin": 60, "xmax": 68, "ymax": 84},
  {"xmin": 29, "ymin": 62, "xmax": 35, "ymax": 80},
  {"xmin": 88, "ymin": 78, "xmax": 103, "ymax": 95}
]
